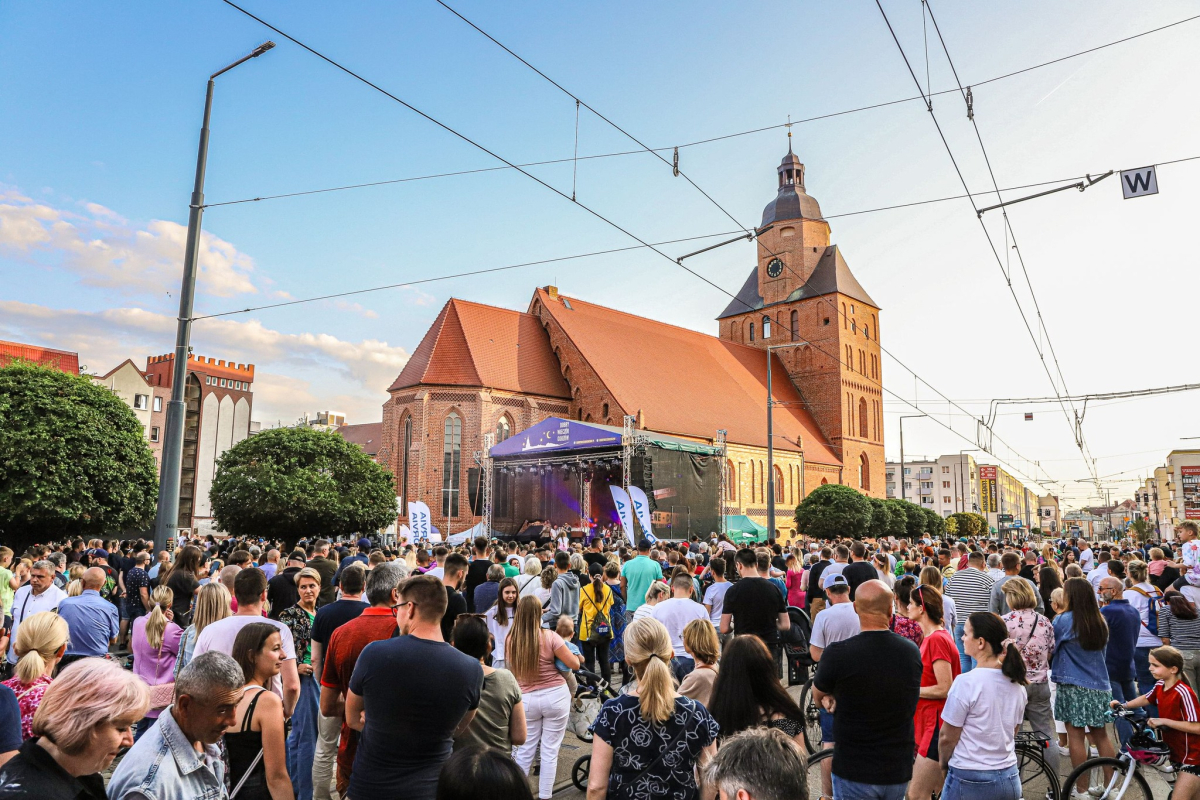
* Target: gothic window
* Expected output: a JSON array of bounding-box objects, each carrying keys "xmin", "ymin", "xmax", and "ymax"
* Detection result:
[
  {"xmin": 790, "ymin": 310, "xmax": 799, "ymax": 341},
  {"xmin": 750, "ymin": 460, "xmax": 756, "ymax": 500},
  {"xmin": 726, "ymin": 460, "xmax": 736, "ymax": 502},
  {"xmin": 859, "ymin": 453, "xmax": 870, "ymax": 491},
  {"xmin": 442, "ymin": 412, "xmax": 461, "ymax": 517},
  {"xmin": 774, "ymin": 465, "xmax": 784, "ymax": 502},
  {"xmin": 495, "ymin": 416, "xmax": 511, "ymax": 443},
  {"xmin": 762, "ymin": 316, "xmax": 771, "ymax": 339},
  {"xmin": 800, "ymin": 345, "xmax": 812, "ymax": 371},
  {"xmin": 749, "ymin": 322, "xmax": 756, "ymax": 342},
  {"xmin": 859, "ymin": 349, "xmax": 866, "ymax": 374},
  {"xmin": 400, "ymin": 415, "xmax": 412, "ymax": 510},
  {"xmin": 859, "ymin": 397, "xmax": 868, "ymax": 438},
  {"xmin": 842, "ymin": 303, "xmax": 847, "ymax": 328},
  {"xmin": 602, "ymin": 402, "xmax": 609, "ymax": 418},
  {"xmin": 864, "ymin": 323, "xmax": 870, "ymax": 340},
  {"xmin": 845, "ymin": 344, "xmax": 853, "ymax": 369}
]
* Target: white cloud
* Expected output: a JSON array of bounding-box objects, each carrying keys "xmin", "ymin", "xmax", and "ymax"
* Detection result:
[
  {"xmin": 0, "ymin": 187, "xmax": 256, "ymax": 298},
  {"xmin": 0, "ymin": 299, "xmax": 407, "ymax": 424},
  {"xmin": 333, "ymin": 299, "xmax": 379, "ymax": 319}
]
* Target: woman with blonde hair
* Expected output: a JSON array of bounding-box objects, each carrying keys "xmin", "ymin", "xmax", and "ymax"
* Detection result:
[
  {"xmin": 509, "ymin": 595, "xmax": 580, "ymax": 799},
  {"xmin": 633, "ymin": 580, "xmax": 671, "ymax": 622},
  {"xmin": 0, "ymin": 658, "xmax": 148, "ymax": 799},
  {"xmin": 677, "ymin": 618, "xmax": 721, "ymax": 707},
  {"xmin": 130, "ymin": 586, "xmax": 183, "ymax": 740},
  {"xmin": 174, "ymin": 581, "xmax": 232, "ymax": 678},
  {"xmin": 1, "ymin": 611, "xmax": 69, "ymax": 740},
  {"xmin": 588, "ymin": 617, "xmax": 718, "ymax": 799}
]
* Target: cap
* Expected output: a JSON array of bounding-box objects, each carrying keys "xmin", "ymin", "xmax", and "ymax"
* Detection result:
[
  {"xmin": 638, "ymin": 538, "xmax": 654, "ymax": 550},
  {"xmin": 357, "ymin": 537, "xmax": 372, "ymax": 549},
  {"xmin": 289, "ymin": 550, "xmax": 307, "ymax": 563},
  {"xmin": 92, "ymin": 548, "xmax": 109, "ymax": 560},
  {"xmin": 822, "ymin": 572, "xmax": 849, "ymax": 589}
]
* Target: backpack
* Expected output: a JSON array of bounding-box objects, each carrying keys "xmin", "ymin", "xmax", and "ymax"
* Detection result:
[{"xmin": 1129, "ymin": 585, "xmax": 1161, "ymax": 637}]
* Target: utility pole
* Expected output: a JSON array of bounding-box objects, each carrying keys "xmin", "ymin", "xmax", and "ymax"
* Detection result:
[
  {"xmin": 765, "ymin": 342, "xmax": 803, "ymax": 543},
  {"xmin": 153, "ymin": 42, "xmax": 275, "ymax": 552},
  {"xmin": 898, "ymin": 415, "xmax": 926, "ymax": 501}
]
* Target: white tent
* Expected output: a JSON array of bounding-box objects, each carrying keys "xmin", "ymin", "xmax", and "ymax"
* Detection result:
[{"xmin": 446, "ymin": 521, "xmax": 490, "ymax": 546}]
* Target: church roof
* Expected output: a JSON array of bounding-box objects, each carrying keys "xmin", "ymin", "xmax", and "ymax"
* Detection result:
[
  {"xmin": 387, "ymin": 299, "xmax": 571, "ymax": 398},
  {"xmin": 717, "ymin": 245, "xmax": 878, "ymax": 320},
  {"xmin": 532, "ymin": 288, "xmax": 839, "ymax": 464}
]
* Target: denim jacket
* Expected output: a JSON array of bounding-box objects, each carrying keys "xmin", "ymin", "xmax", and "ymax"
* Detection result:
[
  {"xmin": 107, "ymin": 705, "xmax": 227, "ymax": 800},
  {"xmin": 1051, "ymin": 611, "xmax": 1111, "ymax": 692}
]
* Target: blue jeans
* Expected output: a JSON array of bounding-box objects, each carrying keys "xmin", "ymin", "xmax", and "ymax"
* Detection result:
[
  {"xmin": 819, "ymin": 707, "xmax": 835, "ymax": 743},
  {"xmin": 1109, "ymin": 677, "xmax": 1145, "ymax": 748},
  {"xmin": 941, "ymin": 765, "xmax": 1020, "ymax": 800},
  {"xmin": 832, "ymin": 774, "xmax": 908, "ymax": 800},
  {"xmin": 1134, "ymin": 647, "xmax": 1158, "ymax": 717},
  {"xmin": 287, "ymin": 674, "xmax": 320, "ymax": 800},
  {"xmin": 954, "ymin": 621, "xmax": 976, "ymax": 673},
  {"xmin": 671, "ymin": 655, "xmax": 695, "ymax": 682}
]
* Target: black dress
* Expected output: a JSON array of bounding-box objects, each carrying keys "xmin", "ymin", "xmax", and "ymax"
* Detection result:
[
  {"xmin": 0, "ymin": 739, "xmax": 106, "ymax": 800},
  {"xmin": 225, "ymin": 687, "xmax": 270, "ymax": 800}
]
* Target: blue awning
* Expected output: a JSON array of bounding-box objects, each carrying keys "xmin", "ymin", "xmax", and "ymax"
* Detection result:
[{"xmin": 489, "ymin": 417, "xmax": 719, "ymax": 458}]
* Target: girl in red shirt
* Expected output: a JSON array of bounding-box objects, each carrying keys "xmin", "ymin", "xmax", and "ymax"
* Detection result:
[
  {"xmin": 907, "ymin": 583, "xmax": 961, "ymax": 800},
  {"xmin": 1115, "ymin": 646, "xmax": 1200, "ymax": 793}
]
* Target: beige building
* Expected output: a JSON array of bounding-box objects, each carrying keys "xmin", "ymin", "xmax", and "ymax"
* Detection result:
[
  {"xmin": 1037, "ymin": 495, "xmax": 1060, "ymax": 534},
  {"xmin": 91, "ymin": 359, "xmax": 164, "ymax": 466},
  {"xmin": 1165, "ymin": 449, "xmax": 1200, "ymax": 539},
  {"xmin": 885, "ymin": 453, "xmax": 981, "ymax": 518}
]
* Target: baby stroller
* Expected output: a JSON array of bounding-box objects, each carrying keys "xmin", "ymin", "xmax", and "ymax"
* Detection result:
[
  {"xmin": 568, "ymin": 668, "xmax": 619, "ymax": 791},
  {"xmin": 782, "ymin": 605, "xmax": 814, "ymax": 686}
]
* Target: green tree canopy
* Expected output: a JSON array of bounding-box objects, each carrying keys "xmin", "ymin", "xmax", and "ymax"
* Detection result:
[
  {"xmin": 794, "ymin": 483, "xmax": 873, "ymax": 540},
  {"xmin": 868, "ymin": 496, "xmax": 906, "ymax": 539},
  {"xmin": 886, "ymin": 498, "xmax": 927, "ymax": 539},
  {"xmin": 921, "ymin": 507, "xmax": 946, "ymax": 536},
  {"xmin": 0, "ymin": 362, "xmax": 158, "ymax": 551},
  {"xmin": 210, "ymin": 426, "xmax": 396, "ymax": 549},
  {"xmin": 948, "ymin": 512, "xmax": 985, "ymax": 539}
]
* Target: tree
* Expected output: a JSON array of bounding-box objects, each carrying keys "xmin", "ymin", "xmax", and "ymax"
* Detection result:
[
  {"xmin": 1129, "ymin": 518, "xmax": 1154, "ymax": 544},
  {"xmin": 867, "ymin": 497, "xmax": 896, "ymax": 540},
  {"xmin": 945, "ymin": 515, "xmax": 958, "ymax": 537},
  {"xmin": 948, "ymin": 512, "xmax": 984, "ymax": 539},
  {"xmin": 922, "ymin": 507, "xmax": 945, "ymax": 536},
  {"xmin": 886, "ymin": 498, "xmax": 926, "ymax": 539},
  {"xmin": 794, "ymin": 484, "xmax": 873, "ymax": 540},
  {"xmin": 210, "ymin": 426, "xmax": 396, "ymax": 549},
  {"xmin": 0, "ymin": 361, "xmax": 158, "ymax": 551}
]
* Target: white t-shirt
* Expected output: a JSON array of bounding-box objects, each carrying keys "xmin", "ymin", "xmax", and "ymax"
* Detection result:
[
  {"xmin": 652, "ymin": 598, "xmax": 709, "ymax": 657},
  {"xmin": 194, "ymin": 614, "xmax": 297, "ymax": 698},
  {"xmin": 1127, "ymin": 583, "xmax": 1164, "ymax": 649},
  {"xmin": 484, "ymin": 605, "xmax": 515, "ymax": 662},
  {"xmin": 703, "ymin": 582, "xmax": 732, "ymax": 627},
  {"xmin": 809, "ymin": 601, "xmax": 860, "ymax": 649},
  {"xmin": 1079, "ymin": 548, "xmax": 1094, "ymax": 573},
  {"xmin": 1181, "ymin": 539, "xmax": 1200, "ymax": 585},
  {"xmin": 822, "ymin": 562, "xmax": 847, "ymax": 581},
  {"xmin": 940, "ymin": 667, "xmax": 1027, "ymax": 770},
  {"xmin": 1086, "ymin": 562, "xmax": 1110, "ymax": 594},
  {"xmin": 426, "ymin": 566, "xmax": 445, "ymax": 580},
  {"xmin": 633, "ymin": 603, "xmax": 657, "ymax": 622}
]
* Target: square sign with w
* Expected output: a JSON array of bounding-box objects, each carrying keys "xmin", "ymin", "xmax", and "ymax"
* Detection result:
[{"xmin": 1121, "ymin": 166, "xmax": 1158, "ymax": 199}]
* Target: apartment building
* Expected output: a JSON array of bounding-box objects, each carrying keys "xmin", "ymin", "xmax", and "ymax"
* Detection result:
[{"xmin": 886, "ymin": 453, "xmax": 981, "ymax": 518}]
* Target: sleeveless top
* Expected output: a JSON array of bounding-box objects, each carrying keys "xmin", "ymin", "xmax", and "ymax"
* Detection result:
[{"xmin": 225, "ymin": 686, "xmax": 269, "ymax": 799}]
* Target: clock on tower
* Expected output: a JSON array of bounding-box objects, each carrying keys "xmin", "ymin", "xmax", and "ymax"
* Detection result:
[{"xmin": 766, "ymin": 257, "xmax": 783, "ymax": 278}]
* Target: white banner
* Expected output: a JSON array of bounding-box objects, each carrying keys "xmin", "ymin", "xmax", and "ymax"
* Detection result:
[
  {"xmin": 627, "ymin": 485, "xmax": 658, "ymax": 544},
  {"xmin": 609, "ymin": 485, "xmax": 637, "ymax": 548},
  {"xmin": 408, "ymin": 501, "xmax": 432, "ymax": 540}
]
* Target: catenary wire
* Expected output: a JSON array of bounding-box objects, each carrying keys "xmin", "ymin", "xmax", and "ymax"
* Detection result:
[{"xmin": 214, "ymin": 0, "xmax": 1060, "ymax": 491}]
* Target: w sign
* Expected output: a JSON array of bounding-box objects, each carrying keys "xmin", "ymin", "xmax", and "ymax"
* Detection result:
[{"xmin": 1121, "ymin": 167, "xmax": 1158, "ymax": 199}]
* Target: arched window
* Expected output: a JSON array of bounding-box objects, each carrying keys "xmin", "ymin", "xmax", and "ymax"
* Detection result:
[
  {"xmin": 859, "ymin": 397, "xmax": 868, "ymax": 438},
  {"xmin": 762, "ymin": 315, "xmax": 771, "ymax": 339},
  {"xmin": 790, "ymin": 310, "xmax": 799, "ymax": 341},
  {"xmin": 859, "ymin": 349, "xmax": 866, "ymax": 374},
  {"xmin": 495, "ymin": 416, "xmax": 511, "ymax": 443},
  {"xmin": 799, "ymin": 344, "xmax": 812, "ymax": 371},
  {"xmin": 859, "ymin": 453, "xmax": 871, "ymax": 491},
  {"xmin": 845, "ymin": 344, "xmax": 853, "ymax": 369},
  {"xmin": 774, "ymin": 465, "xmax": 784, "ymax": 502},
  {"xmin": 400, "ymin": 415, "xmax": 412, "ymax": 511},
  {"xmin": 726, "ymin": 460, "xmax": 736, "ymax": 502},
  {"xmin": 842, "ymin": 303, "xmax": 847, "ymax": 328},
  {"xmin": 442, "ymin": 412, "xmax": 461, "ymax": 517},
  {"xmin": 750, "ymin": 460, "xmax": 756, "ymax": 500},
  {"xmin": 821, "ymin": 477, "xmax": 829, "ymax": 485},
  {"xmin": 602, "ymin": 402, "xmax": 609, "ymax": 418},
  {"xmin": 749, "ymin": 322, "xmax": 756, "ymax": 342}
]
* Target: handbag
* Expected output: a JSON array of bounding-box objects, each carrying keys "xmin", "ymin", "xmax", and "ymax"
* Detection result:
[{"xmin": 148, "ymin": 638, "xmax": 176, "ymax": 711}]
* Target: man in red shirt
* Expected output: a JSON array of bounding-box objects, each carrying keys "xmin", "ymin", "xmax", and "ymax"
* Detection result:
[{"xmin": 319, "ymin": 561, "xmax": 407, "ymax": 795}]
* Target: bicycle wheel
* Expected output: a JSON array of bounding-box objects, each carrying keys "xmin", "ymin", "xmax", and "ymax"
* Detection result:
[
  {"xmin": 1015, "ymin": 744, "xmax": 1062, "ymax": 800},
  {"xmin": 805, "ymin": 748, "xmax": 834, "ymax": 800},
  {"xmin": 571, "ymin": 754, "xmax": 591, "ymax": 792},
  {"xmin": 799, "ymin": 680, "xmax": 824, "ymax": 755},
  {"xmin": 1062, "ymin": 757, "xmax": 1152, "ymax": 800}
]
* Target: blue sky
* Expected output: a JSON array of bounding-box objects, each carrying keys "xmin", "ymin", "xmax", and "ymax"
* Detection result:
[{"xmin": 3, "ymin": 0, "xmax": 1199, "ymax": 508}]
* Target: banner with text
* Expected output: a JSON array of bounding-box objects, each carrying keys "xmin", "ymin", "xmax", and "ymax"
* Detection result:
[
  {"xmin": 1183, "ymin": 466, "xmax": 1200, "ymax": 520},
  {"xmin": 609, "ymin": 485, "xmax": 637, "ymax": 547},
  {"xmin": 627, "ymin": 486, "xmax": 658, "ymax": 544},
  {"xmin": 408, "ymin": 501, "xmax": 432, "ymax": 540},
  {"xmin": 979, "ymin": 466, "xmax": 998, "ymax": 514}
]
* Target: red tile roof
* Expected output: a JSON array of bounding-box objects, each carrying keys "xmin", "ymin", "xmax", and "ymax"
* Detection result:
[
  {"xmin": 337, "ymin": 422, "xmax": 383, "ymax": 456},
  {"xmin": 0, "ymin": 340, "xmax": 80, "ymax": 375},
  {"xmin": 388, "ymin": 299, "xmax": 570, "ymax": 398},
  {"xmin": 531, "ymin": 289, "xmax": 839, "ymax": 465}
]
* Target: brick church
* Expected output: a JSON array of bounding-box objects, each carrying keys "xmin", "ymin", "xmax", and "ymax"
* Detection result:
[{"xmin": 379, "ymin": 146, "xmax": 884, "ymax": 536}]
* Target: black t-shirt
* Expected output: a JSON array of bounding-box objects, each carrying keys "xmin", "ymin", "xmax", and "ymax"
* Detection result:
[
  {"xmin": 463, "ymin": 559, "xmax": 492, "ymax": 612},
  {"xmin": 1018, "ymin": 564, "xmax": 1037, "ymax": 583},
  {"xmin": 441, "ymin": 587, "xmax": 467, "ymax": 642},
  {"xmin": 347, "ymin": 636, "xmax": 482, "ymax": 800},
  {"xmin": 267, "ymin": 567, "xmax": 301, "ymax": 621},
  {"xmin": 311, "ymin": 598, "xmax": 369, "ymax": 647},
  {"xmin": 842, "ymin": 561, "xmax": 877, "ymax": 600},
  {"xmin": 584, "ymin": 552, "xmax": 609, "ymax": 572},
  {"xmin": 1152, "ymin": 565, "xmax": 1181, "ymax": 593},
  {"xmin": 814, "ymin": 630, "xmax": 922, "ymax": 785},
  {"xmin": 165, "ymin": 569, "xmax": 199, "ymax": 623},
  {"xmin": 806, "ymin": 560, "xmax": 830, "ymax": 607},
  {"xmin": 771, "ymin": 555, "xmax": 787, "ymax": 573},
  {"xmin": 724, "ymin": 577, "xmax": 786, "ymax": 642}
]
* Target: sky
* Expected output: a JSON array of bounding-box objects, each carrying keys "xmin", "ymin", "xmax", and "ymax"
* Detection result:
[{"xmin": 3, "ymin": 0, "xmax": 1198, "ymax": 510}]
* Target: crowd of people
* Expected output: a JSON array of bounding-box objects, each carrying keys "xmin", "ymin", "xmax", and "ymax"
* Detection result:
[{"xmin": 0, "ymin": 521, "xmax": 1197, "ymax": 800}]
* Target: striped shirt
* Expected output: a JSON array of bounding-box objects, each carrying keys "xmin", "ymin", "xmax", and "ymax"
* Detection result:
[
  {"xmin": 1159, "ymin": 608, "xmax": 1200, "ymax": 650},
  {"xmin": 946, "ymin": 567, "xmax": 995, "ymax": 616}
]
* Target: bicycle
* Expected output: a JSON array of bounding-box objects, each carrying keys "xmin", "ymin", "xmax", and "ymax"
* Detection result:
[
  {"xmin": 1061, "ymin": 707, "xmax": 1175, "ymax": 800},
  {"xmin": 803, "ymin": 730, "xmax": 1061, "ymax": 800},
  {"xmin": 798, "ymin": 672, "xmax": 824, "ymax": 755}
]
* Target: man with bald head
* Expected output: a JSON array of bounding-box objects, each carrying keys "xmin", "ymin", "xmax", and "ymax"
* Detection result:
[
  {"xmin": 55, "ymin": 567, "xmax": 120, "ymax": 668},
  {"xmin": 1099, "ymin": 575, "xmax": 1143, "ymax": 747},
  {"xmin": 812, "ymin": 579, "xmax": 922, "ymax": 800}
]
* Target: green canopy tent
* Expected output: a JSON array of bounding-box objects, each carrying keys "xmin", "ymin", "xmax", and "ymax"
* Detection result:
[{"xmin": 725, "ymin": 515, "xmax": 769, "ymax": 544}]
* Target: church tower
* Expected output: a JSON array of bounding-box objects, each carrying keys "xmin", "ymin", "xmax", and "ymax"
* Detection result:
[{"xmin": 717, "ymin": 142, "xmax": 885, "ymax": 497}]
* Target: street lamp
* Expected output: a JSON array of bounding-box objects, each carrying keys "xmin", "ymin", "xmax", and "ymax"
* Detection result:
[
  {"xmin": 766, "ymin": 342, "xmax": 805, "ymax": 543},
  {"xmin": 897, "ymin": 414, "xmax": 927, "ymax": 501},
  {"xmin": 153, "ymin": 42, "xmax": 276, "ymax": 552}
]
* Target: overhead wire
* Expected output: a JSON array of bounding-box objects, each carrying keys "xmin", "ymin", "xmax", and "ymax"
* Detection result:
[{"xmin": 214, "ymin": 0, "xmax": 1060, "ymax": 492}]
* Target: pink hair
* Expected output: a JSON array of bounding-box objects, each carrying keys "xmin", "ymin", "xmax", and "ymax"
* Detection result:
[{"xmin": 32, "ymin": 657, "xmax": 149, "ymax": 754}]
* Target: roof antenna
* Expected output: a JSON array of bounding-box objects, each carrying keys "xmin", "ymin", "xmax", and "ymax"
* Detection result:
[{"xmin": 786, "ymin": 115, "xmax": 793, "ymax": 153}]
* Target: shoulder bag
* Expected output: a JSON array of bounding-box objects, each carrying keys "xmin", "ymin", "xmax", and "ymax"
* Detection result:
[{"xmin": 584, "ymin": 586, "xmax": 612, "ymax": 644}]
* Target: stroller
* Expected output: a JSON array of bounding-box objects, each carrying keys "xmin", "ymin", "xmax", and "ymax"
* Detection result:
[
  {"xmin": 567, "ymin": 668, "xmax": 620, "ymax": 791},
  {"xmin": 781, "ymin": 605, "xmax": 814, "ymax": 686}
]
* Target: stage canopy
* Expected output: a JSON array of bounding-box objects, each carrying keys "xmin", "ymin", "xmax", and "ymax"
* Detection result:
[
  {"xmin": 725, "ymin": 514, "xmax": 769, "ymax": 544},
  {"xmin": 489, "ymin": 417, "xmax": 720, "ymax": 459}
]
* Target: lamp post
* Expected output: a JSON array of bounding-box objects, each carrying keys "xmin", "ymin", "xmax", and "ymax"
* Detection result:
[
  {"xmin": 153, "ymin": 42, "xmax": 276, "ymax": 553},
  {"xmin": 956, "ymin": 448, "xmax": 981, "ymax": 514},
  {"xmin": 766, "ymin": 342, "xmax": 804, "ymax": 543},
  {"xmin": 897, "ymin": 414, "xmax": 927, "ymax": 501}
]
